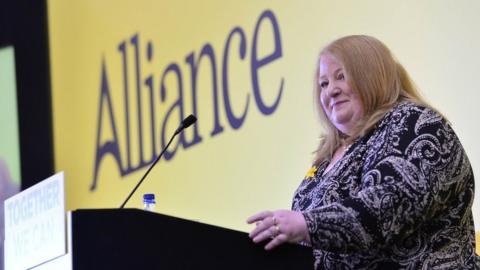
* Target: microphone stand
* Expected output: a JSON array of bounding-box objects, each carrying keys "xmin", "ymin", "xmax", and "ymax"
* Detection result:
[{"xmin": 119, "ymin": 130, "xmax": 178, "ymax": 209}]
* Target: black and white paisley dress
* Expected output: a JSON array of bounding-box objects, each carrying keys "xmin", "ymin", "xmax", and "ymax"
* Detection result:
[{"xmin": 292, "ymin": 102, "xmax": 479, "ymax": 269}]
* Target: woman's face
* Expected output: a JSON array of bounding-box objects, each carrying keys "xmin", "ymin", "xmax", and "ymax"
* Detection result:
[{"xmin": 318, "ymin": 53, "xmax": 363, "ymax": 135}]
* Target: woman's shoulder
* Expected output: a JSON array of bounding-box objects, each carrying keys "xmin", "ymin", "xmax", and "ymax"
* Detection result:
[
  {"xmin": 390, "ymin": 100, "xmax": 439, "ymax": 118},
  {"xmin": 379, "ymin": 101, "xmax": 446, "ymax": 131}
]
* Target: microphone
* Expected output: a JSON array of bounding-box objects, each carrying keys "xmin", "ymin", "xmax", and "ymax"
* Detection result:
[
  {"xmin": 174, "ymin": 114, "xmax": 197, "ymax": 135},
  {"xmin": 120, "ymin": 114, "xmax": 197, "ymax": 209}
]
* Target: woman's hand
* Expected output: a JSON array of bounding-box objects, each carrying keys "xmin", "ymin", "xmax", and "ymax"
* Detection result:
[{"xmin": 246, "ymin": 210, "xmax": 310, "ymax": 250}]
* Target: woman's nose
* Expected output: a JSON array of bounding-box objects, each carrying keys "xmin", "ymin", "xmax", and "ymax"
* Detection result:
[{"xmin": 326, "ymin": 83, "xmax": 341, "ymax": 97}]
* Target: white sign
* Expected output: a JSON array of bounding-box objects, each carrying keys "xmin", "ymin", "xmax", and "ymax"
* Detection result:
[{"xmin": 4, "ymin": 172, "xmax": 66, "ymax": 270}]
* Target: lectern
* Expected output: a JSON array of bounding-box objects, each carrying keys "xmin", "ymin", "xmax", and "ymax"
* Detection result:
[{"xmin": 68, "ymin": 209, "xmax": 314, "ymax": 269}]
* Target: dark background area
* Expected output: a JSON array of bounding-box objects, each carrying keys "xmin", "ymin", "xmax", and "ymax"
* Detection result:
[{"xmin": 0, "ymin": 0, "xmax": 54, "ymax": 189}]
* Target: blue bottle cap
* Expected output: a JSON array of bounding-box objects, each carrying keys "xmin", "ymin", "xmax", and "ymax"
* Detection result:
[{"xmin": 143, "ymin": 193, "xmax": 155, "ymax": 201}]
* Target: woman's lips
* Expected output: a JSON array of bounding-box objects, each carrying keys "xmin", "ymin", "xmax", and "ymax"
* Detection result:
[{"xmin": 331, "ymin": 100, "xmax": 348, "ymax": 110}]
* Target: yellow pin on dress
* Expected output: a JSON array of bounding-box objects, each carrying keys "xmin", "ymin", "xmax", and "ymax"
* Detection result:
[{"xmin": 305, "ymin": 166, "xmax": 317, "ymax": 179}]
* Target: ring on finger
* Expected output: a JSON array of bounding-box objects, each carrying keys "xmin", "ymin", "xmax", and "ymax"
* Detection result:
[
  {"xmin": 269, "ymin": 229, "xmax": 275, "ymax": 239},
  {"xmin": 269, "ymin": 226, "xmax": 278, "ymax": 239},
  {"xmin": 274, "ymin": 225, "xmax": 280, "ymax": 235}
]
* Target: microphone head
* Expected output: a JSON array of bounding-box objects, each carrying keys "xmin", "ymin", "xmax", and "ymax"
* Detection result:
[{"xmin": 182, "ymin": 114, "xmax": 197, "ymax": 129}]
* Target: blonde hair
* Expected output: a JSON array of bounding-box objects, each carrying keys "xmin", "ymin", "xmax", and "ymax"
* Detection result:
[{"xmin": 314, "ymin": 35, "xmax": 433, "ymax": 165}]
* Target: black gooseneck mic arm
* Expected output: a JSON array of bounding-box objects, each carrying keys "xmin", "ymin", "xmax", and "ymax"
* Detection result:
[{"xmin": 120, "ymin": 114, "xmax": 197, "ymax": 209}]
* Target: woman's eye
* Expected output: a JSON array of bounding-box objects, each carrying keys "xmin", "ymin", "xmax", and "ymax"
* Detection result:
[
  {"xmin": 320, "ymin": 81, "xmax": 328, "ymax": 88},
  {"xmin": 338, "ymin": 73, "xmax": 345, "ymax": 80}
]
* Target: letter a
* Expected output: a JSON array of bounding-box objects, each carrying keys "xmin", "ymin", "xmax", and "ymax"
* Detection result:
[{"xmin": 91, "ymin": 59, "xmax": 123, "ymax": 191}]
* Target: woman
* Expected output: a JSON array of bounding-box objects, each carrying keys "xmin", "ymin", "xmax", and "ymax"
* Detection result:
[{"xmin": 247, "ymin": 35, "xmax": 479, "ymax": 269}]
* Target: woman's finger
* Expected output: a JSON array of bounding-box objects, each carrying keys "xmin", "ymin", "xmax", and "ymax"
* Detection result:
[
  {"xmin": 246, "ymin": 210, "xmax": 272, "ymax": 224},
  {"xmin": 249, "ymin": 217, "xmax": 274, "ymax": 238},
  {"xmin": 249, "ymin": 213, "xmax": 278, "ymax": 238},
  {"xmin": 265, "ymin": 233, "xmax": 288, "ymax": 250},
  {"xmin": 253, "ymin": 225, "xmax": 277, "ymax": 243}
]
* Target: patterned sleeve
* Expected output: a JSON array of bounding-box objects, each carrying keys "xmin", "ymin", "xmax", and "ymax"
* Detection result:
[{"xmin": 302, "ymin": 106, "xmax": 471, "ymax": 253}]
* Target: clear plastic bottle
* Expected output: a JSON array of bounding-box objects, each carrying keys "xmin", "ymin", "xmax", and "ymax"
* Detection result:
[{"xmin": 143, "ymin": 193, "xmax": 156, "ymax": 211}]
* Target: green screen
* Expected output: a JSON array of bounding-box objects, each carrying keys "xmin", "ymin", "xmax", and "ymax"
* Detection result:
[{"xmin": 0, "ymin": 46, "xmax": 21, "ymax": 185}]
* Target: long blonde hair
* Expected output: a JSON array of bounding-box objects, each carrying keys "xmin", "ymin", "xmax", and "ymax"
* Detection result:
[{"xmin": 313, "ymin": 35, "xmax": 432, "ymax": 165}]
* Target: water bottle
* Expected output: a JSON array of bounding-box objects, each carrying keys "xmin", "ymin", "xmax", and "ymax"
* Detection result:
[{"xmin": 143, "ymin": 193, "xmax": 156, "ymax": 211}]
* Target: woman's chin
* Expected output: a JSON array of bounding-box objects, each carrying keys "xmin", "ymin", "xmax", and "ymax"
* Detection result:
[
  {"xmin": 330, "ymin": 116, "xmax": 356, "ymax": 133},
  {"xmin": 330, "ymin": 114, "xmax": 350, "ymax": 126}
]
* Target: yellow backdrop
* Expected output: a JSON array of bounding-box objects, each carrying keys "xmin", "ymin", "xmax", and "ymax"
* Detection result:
[{"xmin": 48, "ymin": 0, "xmax": 479, "ymax": 250}]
